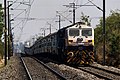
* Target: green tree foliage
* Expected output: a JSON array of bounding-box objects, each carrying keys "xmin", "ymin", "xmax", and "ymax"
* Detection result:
[
  {"xmin": 95, "ymin": 10, "xmax": 120, "ymax": 67},
  {"xmin": 0, "ymin": 4, "xmax": 3, "ymax": 38},
  {"xmin": 0, "ymin": 4, "xmax": 4, "ymax": 59},
  {"xmin": 80, "ymin": 12, "xmax": 91, "ymax": 26}
]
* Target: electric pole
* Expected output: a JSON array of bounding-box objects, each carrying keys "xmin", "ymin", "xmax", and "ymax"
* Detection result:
[
  {"xmin": 40, "ymin": 28, "xmax": 46, "ymax": 37},
  {"xmin": 42, "ymin": 29, "xmax": 45, "ymax": 37},
  {"xmin": 56, "ymin": 15, "xmax": 64, "ymax": 30},
  {"xmin": 72, "ymin": 3, "xmax": 75, "ymax": 24},
  {"xmin": 4, "ymin": 0, "xmax": 7, "ymax": 65},
  {"xmin": 10, "ymin": 31, "xmax": 14, "ymax": 55},
  {"xmin": 47, "ymin": 22, "xmax": 51, "ymax": 34},
  {"xmin": 103, "ymin": 0, "xmax": 106, "ymax": 65},
  {"xmin": 7, "ymin": 1, "xmax": 10, "ymax": 60},
  {"xmin": 7, "ymin": 1, "xmax": 13, "ymax": 59},
  {"xmin": 57, "ymin": 15, "xmax": 61, "ymax": 30}
]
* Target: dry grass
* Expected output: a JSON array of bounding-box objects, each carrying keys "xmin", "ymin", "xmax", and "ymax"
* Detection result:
[{"xmin": 0, "ymin": 59, "xmax": 4, "ymax": 68}]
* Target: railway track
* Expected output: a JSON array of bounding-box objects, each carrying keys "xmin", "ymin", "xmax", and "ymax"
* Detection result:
[
  {"xmin": 33, "ymin": 57, "xmax": 67, "ymax": 80},
  {"xmin": 20, "ymin": 57, "xmax": 33, "ymax": 80},
  {"xmin": 77, "ymin": 65, "xmax": 120, "ymax": 80},
  {"xmin": 20, "ymin": 56, "xmax": 67, "ymax": 80}
]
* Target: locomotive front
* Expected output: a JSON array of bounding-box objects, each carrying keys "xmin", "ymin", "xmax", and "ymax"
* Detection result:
[{"xmin": 65, "ymin": 22, "xmax": 94, "ymax": 65}]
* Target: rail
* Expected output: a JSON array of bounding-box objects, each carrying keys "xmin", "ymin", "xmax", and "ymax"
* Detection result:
[
  {"xmin": 77, "ymin": 65, "xmax": 120, "ymax": 80},
  {"xmin": 33, "ymin": 57, "xmax": 67, "ymax": 80},
  {"xmin": 20, "ymin": 57, "xmax": 33, "ymax": 80}
]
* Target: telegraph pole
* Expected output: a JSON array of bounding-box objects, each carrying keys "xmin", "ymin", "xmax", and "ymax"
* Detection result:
[{"xmin": 4, "ymin": 0, "xmax": 7, "ymax": 65}]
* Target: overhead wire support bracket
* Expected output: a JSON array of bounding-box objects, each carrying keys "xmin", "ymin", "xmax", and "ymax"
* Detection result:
[
  {"xmin": 88, "ymin": 0, "xmax": 103, "ymax": 12},
  {"xmin": 56, "ymin": 11, "xmax": 72, "ymax": 23},
  {"xmin": 63, "ymin": 3, "xmax": 77, "ymax": 24}
]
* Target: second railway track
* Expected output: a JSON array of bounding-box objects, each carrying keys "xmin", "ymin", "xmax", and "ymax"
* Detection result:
[{"xmin": 77, "ymin": 65, "xmax": 120, "ymax": 80}]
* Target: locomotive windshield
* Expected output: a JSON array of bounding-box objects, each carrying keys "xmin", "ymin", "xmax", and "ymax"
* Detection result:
[
  {"xmin": 69, "ymin": 28, "xmax": 79, "ymax": 36},
  {"xmin": 82, "ymin": 28, "xmax": 92, "ymax": 36}
]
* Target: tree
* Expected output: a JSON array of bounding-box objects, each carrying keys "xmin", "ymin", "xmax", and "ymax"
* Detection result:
[
  {"xmin": 95, "ymin": 10, "xmax": 120, "ymax": 67},
  {"xmin": 0, "ymin": 4, "xmax": 4, "ymax": 59},
  {"xmin": 80, "ymin": 12, "xmax": 91, "ymax": 26}
]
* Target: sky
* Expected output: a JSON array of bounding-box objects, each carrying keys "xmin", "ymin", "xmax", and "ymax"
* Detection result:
[{"xmin": 0, "ymin": 0, "xmax": 120, "ymax": 43}]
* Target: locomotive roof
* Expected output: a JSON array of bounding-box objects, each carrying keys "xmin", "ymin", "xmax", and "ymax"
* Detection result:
[{"xmin": 58, "ymin": 22, "xmax": 90, "ymax": 30}]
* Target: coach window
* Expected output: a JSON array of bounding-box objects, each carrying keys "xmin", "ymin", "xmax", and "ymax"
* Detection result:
[{"xmin": 69, "ymin": 28, "xmax": 79, "ymax": 36}]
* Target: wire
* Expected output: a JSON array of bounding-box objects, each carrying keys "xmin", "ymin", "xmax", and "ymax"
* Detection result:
[
  {"xmin": 13, "ymin": 21, "xmax": 23, "ymax": 29},
  {"xmin": 17, "ymin": 0, "xmax": 35, "ymax": 41},
  {"xmin": 56, "ymin": 11, "xmax": 72, "ymax": 23},
  {"xmin": 12, "ymin": 0, "xmax": 31, "ymax": 42},
  {"xmin": 60, "ymin": 0, "xmax": 95, "ymax": 22},
  {"xmin": 88, "ymin": 0, "xmax": 103, "ymax": 11},
  {"xmin": 76, "ymin": 0, "xmax": 79, "ymax": 4},
  {"xmin": 13, "ymin": 0, "xmax": 24, "ymax": 9},
  {"xmin": 12, "ymin": 10, "xmax": 26, "ymax": 20},
  {"xmin": 73, "ymin": 0, "xmax": 76, "ymax": 3},
  {"xmin": 30, "ymin": 0, "xmax": 35, "ymax": 5}
]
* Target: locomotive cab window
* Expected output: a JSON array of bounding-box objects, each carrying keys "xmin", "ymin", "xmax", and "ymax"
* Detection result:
[
  {"xmin": 69, "ymin": 28, "xmax": 79, "ymax": 36},
  {"xmin": 82, "ymin": 28, "xmax": 92, "ymax": 36}
]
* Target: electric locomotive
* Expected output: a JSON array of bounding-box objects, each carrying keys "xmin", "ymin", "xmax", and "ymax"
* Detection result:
[{"xmin": 56, "ymin": 22, "xmax": 94, "ymax": 64}]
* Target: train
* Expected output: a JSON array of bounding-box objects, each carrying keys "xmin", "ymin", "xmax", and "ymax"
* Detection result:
[{"xmin": 24, "ymin": 22, "xmax": 95, "ymax": 65}]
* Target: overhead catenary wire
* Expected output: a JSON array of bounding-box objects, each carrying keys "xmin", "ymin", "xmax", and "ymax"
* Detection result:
[
  {"xmin": 11, "ymin": 0, "xmax": 35, "ymax": 42},
  {"xmin": 12, "ymin": 20, "xmax": 23, "ymax": 30},
  {"xmin": 53, "ymin": 0, "xmax": 97, "ymax": 33},
  {"xmin": 17, "ymin": 0, "xmax": 35, "ymax": 42},
  {"xmin": 43, "ymin": 0, "xmax": 95, "ymax": 33},
  {"xmin": 13, "ymin": 0, "xmax": 25, "ymax": 10},
  {"xmin": 88, "ymin": 0, "xmax": 103, "ymax": 11},
  {"xmin": 56, "ymin": 0, "xmax": 95, "ymax": 24},
  {"xmin": 13, "ymin": 0, "xmax": 97, "ymax": 42},
  {"xmin": 12, "ymin": 9, "xmax": 26, "ymax": 20}
]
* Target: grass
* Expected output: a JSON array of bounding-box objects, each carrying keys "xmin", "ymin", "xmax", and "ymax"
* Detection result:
[{"xmin": 0, "ymin": 63, "xmax": 4, "ymax": 68}]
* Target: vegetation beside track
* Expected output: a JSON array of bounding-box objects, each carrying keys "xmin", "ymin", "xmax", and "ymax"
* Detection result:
[
  {"xmin": 0, "ymin": 4, "xmax": 4, "ymax": 65},
  {"xmin": 95, "ymin": 10, "xmax": 120, "ymax": 68}
]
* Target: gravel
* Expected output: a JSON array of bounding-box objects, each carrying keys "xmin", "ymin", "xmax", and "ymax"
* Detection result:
[
  {"xmin": 47, "ymin": 62, "xmax": 104, "ymax": 80},
  {"xmin": 23, "ymin": 57, "xmax": 60, "ymax": 80},
  {"xmin": 92, "ymin": 62, "xmax": 120, "ymax": 74},
  {"xmin": 0, "ymin": 56, "xmax": 28, "ymax": 80},
  {"xmin": 0, "ymin": 55, "xmax": 120, "ymax": 80}
]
